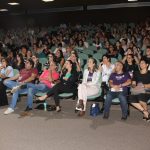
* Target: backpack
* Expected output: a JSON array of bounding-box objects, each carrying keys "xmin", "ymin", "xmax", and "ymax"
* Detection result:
[{"xmin": 90, "ymin": 103, "xmax": 101, "ymax": 117}]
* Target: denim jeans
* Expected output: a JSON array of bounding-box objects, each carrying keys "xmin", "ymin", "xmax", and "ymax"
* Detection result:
[
  {"xmin": 3, "ymin": 80, "xmax": 28, "ymax": 109},
  {"xmin": 104, "ymin": 91, "xmax": 128, "ymax": 117},
  {"xmin": 26, "ymin": 83, "xmax": 49, "ymax": 108}
]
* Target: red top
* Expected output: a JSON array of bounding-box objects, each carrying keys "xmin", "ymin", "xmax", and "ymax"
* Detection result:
[{"xmin": 18, "ymin": 68, "xmax": 38, "ymax": 82}]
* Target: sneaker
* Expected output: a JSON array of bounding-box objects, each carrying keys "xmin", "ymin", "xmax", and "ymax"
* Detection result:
[
  {"xmin": 11, "ymin": 85, "xmax": 21, "ymax": 93},
  {"xmin": 4, "ymin": 108, "xmax": 14, "ymax": 115}
]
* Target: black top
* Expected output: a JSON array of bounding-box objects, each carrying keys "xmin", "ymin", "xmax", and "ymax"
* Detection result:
[
  {"xmin": 35, "ymin": 62, "xmax": 42, "ymax": 74},
  {"xmin": 133, "ymin": 71, "xmax": 150, "ymax": 84},
  {"xmin": 60, "ymin": 70, "xmax": 78, "ymax": 88},
  {"xmin": 124, "ymin": 62, "xmax": 139, "ymax": 73}
]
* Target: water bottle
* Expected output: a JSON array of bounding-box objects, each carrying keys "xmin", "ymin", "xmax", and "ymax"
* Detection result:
[{"xmin": 43, "ymin": 102, "xmax": 47, "ymax": 111}]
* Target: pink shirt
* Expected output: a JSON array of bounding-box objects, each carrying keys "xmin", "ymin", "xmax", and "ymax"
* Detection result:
[{"xmin": 39, "ymin": 70, "xmax": 59, "ymax": 88}]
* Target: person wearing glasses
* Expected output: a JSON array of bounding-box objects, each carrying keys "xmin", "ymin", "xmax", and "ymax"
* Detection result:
[{"xmin": 3, "ymin": 59, "xmax": 38, "ymax": 115}]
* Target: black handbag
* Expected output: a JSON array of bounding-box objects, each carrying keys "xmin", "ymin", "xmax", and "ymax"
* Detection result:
[{"xmin": 35, "ymin": 104, "xmax": 56, "ymax": 111}]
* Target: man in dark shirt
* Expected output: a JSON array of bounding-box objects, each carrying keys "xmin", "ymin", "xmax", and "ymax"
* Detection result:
[
  {"xmin": 103, "ymin": 61, "xmax": 131, "ymax": 120},
  {"xmin": 3, "ymin": 59, "xmax": 38, "ymax": 115}
]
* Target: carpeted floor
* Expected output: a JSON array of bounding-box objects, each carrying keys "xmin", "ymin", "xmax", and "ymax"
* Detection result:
[{"xmin": 0, "ymin": 96, "xmax": 150, "ymax": 150}]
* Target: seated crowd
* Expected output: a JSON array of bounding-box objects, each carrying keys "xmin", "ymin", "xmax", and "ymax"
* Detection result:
[{"xmin": 0, "ymin": 19, "xmax": 150, "ymax": 121}]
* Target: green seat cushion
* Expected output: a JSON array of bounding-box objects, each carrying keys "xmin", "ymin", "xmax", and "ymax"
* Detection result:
[
  {"xmin": 35, "ymin": 92, "xmax": 47, "ymax": 97},
  {"xmin": 112, "ymin": 98, "xmax": 120, "ymax": 104},
  {"xmin": 87, "ymin": 92, "xmax": 101, "ymax": 100},
  {"xmin": 147, "ymin": 99, "xmax": 150, "ymax": 104},
  {"xmin": 59, "ymin": 93, "xmax": 73, "ymax": 98}
]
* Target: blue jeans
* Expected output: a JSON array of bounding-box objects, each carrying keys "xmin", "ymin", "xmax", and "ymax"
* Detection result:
[
  {"xmin": 26, "ymin": 83, "xmax": 49, "ymax": 108},
  {"xmin": 104, "ymin": 91, "xmax": 128, "ymax": 117},
  {"xmin": 3, "ymin": 80, "xmax": 27, "ymax": 109}
]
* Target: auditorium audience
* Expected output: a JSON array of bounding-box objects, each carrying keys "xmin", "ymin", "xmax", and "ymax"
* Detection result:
[{"xmin": 0, "ymin": 18, "xmax": 149, "ymax": 120}]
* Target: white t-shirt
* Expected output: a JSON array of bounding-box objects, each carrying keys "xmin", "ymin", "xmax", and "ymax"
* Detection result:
[{"xmin": 101, "ymin": 64, "xmax": 115, "ymax": 84}]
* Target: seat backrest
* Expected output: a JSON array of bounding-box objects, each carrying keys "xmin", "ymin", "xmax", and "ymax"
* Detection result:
[
  {"xmin": 84, "ymin": 49, "xmax": 94, "ymax": 55},
  {"xmin": 78, "ymin": 53, "xmax": 89, "ymax": 60},
  {"xmin": 39, "ymin": 58, "xmax": 48, "ymax": 69},
  {"xmin": 93, "ymin": 53, "xmax": 103, "ymax": 61},
  {"xmin": 111, "ymin": 58, "xmax": 118, "ymax": 64}
]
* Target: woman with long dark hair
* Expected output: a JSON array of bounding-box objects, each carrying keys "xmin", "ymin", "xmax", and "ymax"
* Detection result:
[
  {"xmin": 55, "ymin": 49, "xmax": 65, "ymax": 68},
  {"xmin": 44, "ymin": 53, "xmax": 56, "ymax": 70},
  {"xmin": 129, "ymin": 59, "xmax": 150, "ymax": 121},
  {"xmin": 122, "ymin": 54, "xmax": 139, "ymax": 78},
  {"xmin": 13, "ymin": 53, "xmax": 25, "ymax": 71}
]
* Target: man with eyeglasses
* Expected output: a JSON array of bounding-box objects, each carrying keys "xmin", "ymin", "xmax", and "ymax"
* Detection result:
[{"xmin": 3, "ymin": 59, "xmax": 38, "ymax": 115}]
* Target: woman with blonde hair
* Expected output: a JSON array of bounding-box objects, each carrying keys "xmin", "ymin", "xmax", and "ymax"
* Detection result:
[{"xmin": 75, "ymin": 57, "xmax": 101, "ymax": 116}]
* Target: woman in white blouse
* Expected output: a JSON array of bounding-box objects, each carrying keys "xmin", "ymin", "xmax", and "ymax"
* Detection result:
[{"xmin": 75, "ymin": 58, "xmax": 101, "ymax": 116}]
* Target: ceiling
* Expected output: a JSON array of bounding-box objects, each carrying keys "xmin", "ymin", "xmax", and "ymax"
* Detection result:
[{"xmin": 0, "ymin": 0, "xmax": 149, "ymax": 14}]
